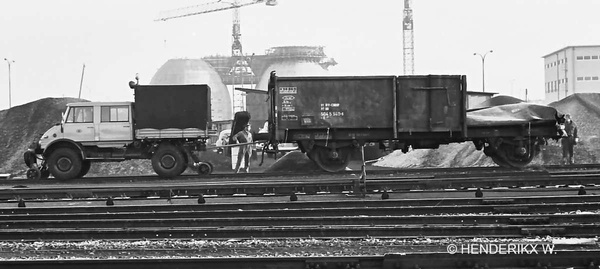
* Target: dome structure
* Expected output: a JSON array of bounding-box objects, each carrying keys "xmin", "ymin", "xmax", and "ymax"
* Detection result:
[
  {"xmin": 255, "ymin": 60, "xmax": 330, "ymax": 90},
  {"xmin": 150, "ymin": 58, "xmax": 232, "ymax": 122}
]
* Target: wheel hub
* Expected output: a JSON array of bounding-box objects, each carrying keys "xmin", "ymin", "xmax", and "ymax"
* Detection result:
[
  {"xmin": 160, "ymin": 155, "xmax": 176, "ymax": 169},
  {"xmin": 57, "ymin": 157, "xmax": 73, "ymax": 172},
  {"xmin": 515, "ymin": 146, "xmax": 528, "ymax": 156}
]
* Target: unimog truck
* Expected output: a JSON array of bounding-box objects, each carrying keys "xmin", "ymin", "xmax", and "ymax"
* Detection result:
[{"xmin": 24, "ymin": 80, "xmax": 215, "ymax": 180}]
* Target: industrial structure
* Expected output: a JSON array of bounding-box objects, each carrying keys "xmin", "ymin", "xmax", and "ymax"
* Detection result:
[
  {"xmin": 543, "ymin": 45, "xmax": 600, "ymax": 103},
  {"xmin": 155, "ymin": 0, "xmax": 278, "ymax": 114},
  {"xmin": 403, "ymin": 0, "xmax": 414, "ymax": 75}
]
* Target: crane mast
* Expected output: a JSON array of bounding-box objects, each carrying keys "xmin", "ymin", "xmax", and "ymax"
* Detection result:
[{"xmin": 403, "ymin": 0, "xmax": 414, "ymax": 75}]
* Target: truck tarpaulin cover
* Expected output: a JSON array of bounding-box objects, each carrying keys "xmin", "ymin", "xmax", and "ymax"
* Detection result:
[
  {"xmin": 134, "ymin": 85, "xmax": 211, "ymax": 129},
  {"xmin": 466, "ymin": 103, "xmax": 559, "ymax": 126}
]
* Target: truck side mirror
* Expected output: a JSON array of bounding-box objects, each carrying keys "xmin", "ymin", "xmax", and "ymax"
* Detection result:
[{"xmin": 60, "ymin": 112, "xmax": 64, "ymax": 133}]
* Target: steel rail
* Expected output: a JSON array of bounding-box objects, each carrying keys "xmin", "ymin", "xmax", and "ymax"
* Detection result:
[
  {"xmin": 2, "ymin": 223, "xmax": 600, "ymax": 240},
  {"xmin": 2, "ymin": 194, "xmax": 600, "ymax": 215},
  {"xmin": 4, "ymin": 164, "xmax": 600, "ymax": 186},
  {"xmin": 2, "ymin": 213, "xmax": 599, "ymax": 229},
  {"xmin": 2, "ymin": 171, "xmax": 600, "ymax": 201}
]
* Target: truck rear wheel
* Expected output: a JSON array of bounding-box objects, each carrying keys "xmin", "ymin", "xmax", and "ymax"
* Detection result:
[
  {"xmin": 152, "ymin": 144, "xmax": 186, "ymax": 178},
  {"xmin": 48, "ymin": 148, "xmax": 83, "ymax": 180}
]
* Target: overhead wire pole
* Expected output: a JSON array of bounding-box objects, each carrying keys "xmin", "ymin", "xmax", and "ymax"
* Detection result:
[
  {"xmin": 78, "ymin": 63, "xmax": 86, "ymax": 99},
  {"xmin": 4, "ymin": 58, "xmax": 14, "ymax": 109},
  {"xmin": 403, "ymin": 0, "xmax": 414, "ymax": 75}
]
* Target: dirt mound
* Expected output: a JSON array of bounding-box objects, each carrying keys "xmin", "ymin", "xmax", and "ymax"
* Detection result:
[
  {"xmin": 263, "ymin": 151, "xmax": 322, "ymax": 173},
  {"xmin": 0, "ymin": 98, "xmax": 87, "ymax": 176},
  {"xmin": 471, "ymin": 95, "xmax": 524, "ymax": 109},
  {"xmin": 376, "ymin": 143, "xmax": 495, "ymax": 168},
  {"xmin": 375, "ymin": 93, "xmax": 600, "ymax": 168}
]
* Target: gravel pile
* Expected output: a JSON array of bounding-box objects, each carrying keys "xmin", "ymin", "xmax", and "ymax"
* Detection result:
[
  {"xmin": 263, "ymin": 151, "xmax": 322, "ymax": 173},
  {"xmin": 0, "ymin": 98, "xmax": 86, "ymax": 176},
  {"xmin": 471, "ymin": 95, "xmax": 524, "ymax": 109}
]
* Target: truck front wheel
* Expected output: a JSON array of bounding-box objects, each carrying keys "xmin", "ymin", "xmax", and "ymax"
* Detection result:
[
  {"xmin": 151, "ymin": 144, "xmax": 186, "ymax": 178},
  {"xmin": 48, "ymin": 148, "xmax": 83, "ymax": 180}
]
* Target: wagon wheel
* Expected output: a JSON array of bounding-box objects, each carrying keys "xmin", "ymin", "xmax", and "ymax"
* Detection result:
[
  {"xmin": 308, "ymin": 146, "xmax": 353, "ymax": 172},
  {"xmin": 26, "ymin": 167, "xmax": 41, "ymax": 180},
  {"xmin": 490, "ymin": 154, "xmax": 511, "ymax": 168},
  {"xmin": 495, "ymin": 141, "xmax": 537, "ymax": 168}
]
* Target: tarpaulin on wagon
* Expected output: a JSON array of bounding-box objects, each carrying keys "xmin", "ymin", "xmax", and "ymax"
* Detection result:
[{"xmin": 466, "ymin": 103, "xmax": 560, "ymax": 126}]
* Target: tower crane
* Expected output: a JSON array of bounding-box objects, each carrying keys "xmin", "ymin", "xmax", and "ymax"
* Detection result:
[{"xmin": 403, "ymin": 0, "xmax": 414, "ymax": 75}]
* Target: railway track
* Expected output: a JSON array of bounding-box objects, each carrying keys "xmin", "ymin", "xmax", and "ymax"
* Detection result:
[
  {"xmin": 2, "ymin": 194, "xmax": 600, "ymax": 240},
  {"xmin": 2, "ymin": 168, "xmax": 600, "ymax": 201}
]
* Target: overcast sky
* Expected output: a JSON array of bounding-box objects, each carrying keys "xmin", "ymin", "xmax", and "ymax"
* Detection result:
[{"xmin": 1, "ymin": 0, "xmax": 599, "ymax": 110}]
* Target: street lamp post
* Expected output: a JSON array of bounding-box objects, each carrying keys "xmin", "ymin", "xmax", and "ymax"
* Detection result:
[
  {"xmin": 4, "ymin": 58, "xmax": 14, "ymax": 109},
  {"xmin": 473, "ymin": 50, "xmax": 493, "ymax": 92}
]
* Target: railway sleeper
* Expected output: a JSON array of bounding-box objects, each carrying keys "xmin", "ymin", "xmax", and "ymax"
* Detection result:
[
  {"xmin": 520, "ymin": 227, "xmax": 566, "ymax": 236},
  {"xmin": 481, "ymin": 199, "xmax": 515, "ymax": 205},
  {"xmin": 509, "ymin": 217, "xmax": 551, "ymax": 225},
  {"xmin": 492, "ymin": 206, "xmax": 530, "ymax": 213}
]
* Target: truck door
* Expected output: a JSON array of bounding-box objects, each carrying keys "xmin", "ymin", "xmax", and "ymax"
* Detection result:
[
  {"xmin": 63, "ymin": 106, "xmax": 96, "ymax": 142},
  {"xmin": 98, "ymin": 105, "xmax": 132, "ymax": 141}
]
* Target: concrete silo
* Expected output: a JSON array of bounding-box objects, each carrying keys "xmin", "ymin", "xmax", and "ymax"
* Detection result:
[{"xmin": 150, "ymin": 58, "xmax": 233, "ymax": 122}]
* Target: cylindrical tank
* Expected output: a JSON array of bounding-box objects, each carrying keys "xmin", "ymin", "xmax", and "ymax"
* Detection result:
[
  {"xmin": 150, "ymin": 58, "xmax": 232, "ymax": 122},
  {"xmin": 255, "ymin": 60, "xmax": 330, "ymax": 90}
]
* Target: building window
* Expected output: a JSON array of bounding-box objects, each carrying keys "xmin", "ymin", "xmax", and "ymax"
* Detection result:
[
  {"xmin": 593, "ymin": 76, "xmax": 599, "ymax": 80},
  {"xmin": 577, "ymin": 56, "xmax": 584, "ymax": 60},
  {"xmin": 584, "ymin": 56, "xmax": 591, "ymax": 60},
  {"xmin": 101, "ymin": 106, "xmax": 129, "ymax": 122},
  {"xmin": 593, "ymin": 55, "xmax": 599, "ymax": 60},
  {"xmin": 585, "ymin": 77, "xmax": 591, "ymax": 80}
]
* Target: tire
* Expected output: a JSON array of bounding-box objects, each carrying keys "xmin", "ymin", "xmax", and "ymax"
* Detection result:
[
  {"xmin": 48, "ymin": 148, "xmax": 83, "ymax": 180},
  {"xmin": 26, "ymin": 168, "xmax": 41, "ymax": 180},
  {"xmin": 151, "ymin": 144, "xmax": 186, "ymax": 178},
  {"xmin": 40, "ymin": 168, "xmax": 50, "ymax": 179},
  {"xmin": 78, "ymin": 160, "xmax": 91, "ymax": 178},
  {"xmin": 179, "ymin": 150, "xmax": 189, "ymax": 175}
]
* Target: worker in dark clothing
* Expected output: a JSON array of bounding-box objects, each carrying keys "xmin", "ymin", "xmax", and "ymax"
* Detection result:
[
  {"xmin": 561, "ymin": 114, "xmax": 578, "ymax": 165},
  {"xmin": 233, "ymin": 124, "xmax": 253, "ymax": 173}
]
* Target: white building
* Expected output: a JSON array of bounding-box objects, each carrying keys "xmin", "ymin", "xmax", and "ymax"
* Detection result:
[{"xmin": 543, "ymin": 45, "xmax": 600, "ymax": 103}]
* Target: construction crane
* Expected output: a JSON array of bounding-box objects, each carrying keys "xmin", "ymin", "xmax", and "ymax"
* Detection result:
[
  {"xmin": 155, "ymin": 0, "xmax": 277, "ymax": 113},
  {"xmin": 403, "ymin": 0, "xmax": 414, "ymax": 75},
  {"xmin": 156, "ymin": 0, "xmax": 277, "ymax": 68}
]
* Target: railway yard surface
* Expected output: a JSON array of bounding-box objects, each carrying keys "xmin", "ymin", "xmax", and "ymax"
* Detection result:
[
  {"xmin": 1, "ymin": 95, "xmax": 600, "ymax": 267},
  {"xmin": 0, "ymin": 165, "xmax": 600, "ymax": 268}
]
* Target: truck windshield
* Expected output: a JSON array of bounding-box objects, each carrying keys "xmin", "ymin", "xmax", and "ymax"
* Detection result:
[{"xmin": 65, "ymin": 106, "xmax": 94, "ymax": 123}]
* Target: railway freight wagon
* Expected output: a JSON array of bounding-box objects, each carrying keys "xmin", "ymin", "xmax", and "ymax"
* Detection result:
[
  {"xmin": 24, "ymin": 80, "xmax": 216, "ymax": 180},
  {"xmin": 263, "ymin": 72, "xmax": 562, "ymax": 172}
]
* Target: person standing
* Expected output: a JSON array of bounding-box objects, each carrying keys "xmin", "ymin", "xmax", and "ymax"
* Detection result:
[
  {"xmin": 561, "ymin": 114, "xmax": 578, "ymax": 165},
  {"xmin": 233, "ymin": 124, "xmax": 253, "ymax": 173}
]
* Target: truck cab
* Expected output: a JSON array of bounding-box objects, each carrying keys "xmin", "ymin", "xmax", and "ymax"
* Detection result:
[{"xmin": 40, "ymin": 102, "xmax": 134, "ymax": 151}]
